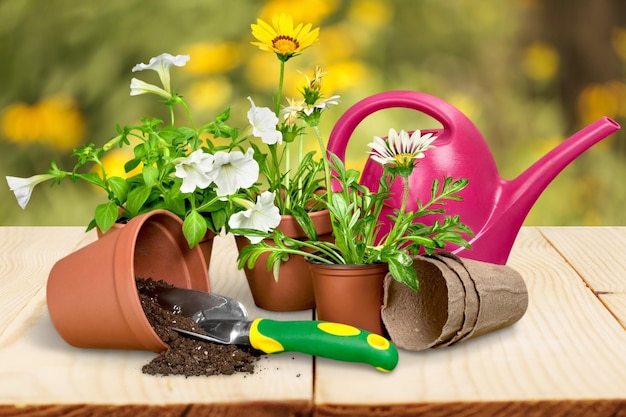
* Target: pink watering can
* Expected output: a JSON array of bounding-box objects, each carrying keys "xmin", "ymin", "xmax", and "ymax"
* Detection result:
[{"xmin": 327, "ymin": 90, "xmax": 620, "ymax": 265}]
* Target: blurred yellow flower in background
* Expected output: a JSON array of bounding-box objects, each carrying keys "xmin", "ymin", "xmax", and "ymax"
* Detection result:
[
  {"xmin": 347, "ymin": 0, "xmax": 393, "ymax": 28},
  {"xmin": 611, "ymin": 27, "xmax": 626, "ymax": 61},
  {"xmin": 522, "ymin": 41, "xmax": 559, "ymax": 82},
  {"xmin": 314, "ymin": 24, "xmax": 356, "ymax": 62},
  {"xmin": 577, "ymin": 81, "xmax": 626, "ymax": 125},
  {"xmin": 187, "ymin": 77, "xmax": 233, "ymax": 111},
  {"xmin": 323, "ymin": 60, "xmax": 369, "ymax": 92},
  {"xmin": 258, "ymin": 0, "xmax": 337, "ymax": 24},
  {"xmin": 182, "ymin": 42, "xmax": 243, "ymax": 74},
  {"xmin": 96, "ymin": 148, "xmax": 142, "ymax": 179},
  {"xmin": 1, "ymin": 95, "xmax": 85, "ymax": 150}
]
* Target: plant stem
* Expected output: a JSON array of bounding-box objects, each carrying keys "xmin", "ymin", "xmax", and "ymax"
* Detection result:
[
  {"xmin": 297, "ymin": 125, "xmax": 304, "ymax": 200},
  {"xmin": 169, "ymin": 105, "xmax": 175, "ymax": 126},
  {"xmin": 284, "ymin": 141, "xmax": 291, "ymax": 209},
  {"xmin": 313, "ymin": 125, "xmax": 331, "ymax": 205},
  {"xmin": 180, "ymin": 100, "xmax": 197, "ymax": 131},
  {"xmin": 385, "ymin": 175, "xmax": 410, "ymax": 245},
  {"xmin": 275, "ymin": 60, "xmax": 285, "ymax": 116}
]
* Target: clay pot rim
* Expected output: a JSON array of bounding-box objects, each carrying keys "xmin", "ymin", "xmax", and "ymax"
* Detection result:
[{"xmin": 305, "ymin": 251, "xmax": 387, "ymax": 270}]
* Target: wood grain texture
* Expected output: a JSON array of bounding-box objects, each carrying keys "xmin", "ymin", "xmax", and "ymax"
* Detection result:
[
  {"xmin": 2, "ymin": 226, "xmax": 626, "ymax": 416},
  {"xmin": 0, "ymin": 229, "xmax": 313, "ymax": 407},
  {"xmin": 599, "ymin": 293, "xmax": 626, "ymax": 329},
  {"xmin": 0, "ymin": 227, "xmax": 94, "ymax": 334},
  {"xmin": 315, "ymin": 228, "xmax": 626, "ymax": 407},
  {"xmin": 539, "ymin": 226, "xmax": 626, "ymax": 292},
  {"xmin": 0, "ymin": 401, "xmax": 313, "ymax": 417},
  {"xmin": 314, "ymin": 400, "xmax": 626, "ymax": 417}
]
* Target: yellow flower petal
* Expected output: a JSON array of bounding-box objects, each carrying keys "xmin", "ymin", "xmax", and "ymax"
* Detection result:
[{"xmin": 250, "ymin": 14, "xmax": 320, "ymax": 60}]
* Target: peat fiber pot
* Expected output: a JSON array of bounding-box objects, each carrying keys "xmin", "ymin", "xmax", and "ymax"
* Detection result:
[
  {"xmin": 47, "ymin": 209, "xmax": 209, "ymax": 352},
  {"xmin": 235, "ymin": 209, "xmax": 332, "ymax": 312},
  {"xmin": 308, "ymin": 259, "xmax": 389, "ymax": 336}
]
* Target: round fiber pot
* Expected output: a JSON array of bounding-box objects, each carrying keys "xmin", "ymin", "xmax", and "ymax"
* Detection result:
[
  {"xmin": 236, "ymin": 209, "xmax": 332, "ymax": 312},
  {"xmin": 47, "ymin": 209, "xmax": 210, "ymax": 352},
  {"xmin": 308, "ymin": 260, "xmax": 389, "ymax": 336}
]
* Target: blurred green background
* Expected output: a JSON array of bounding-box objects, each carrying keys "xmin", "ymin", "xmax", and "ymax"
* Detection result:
[{"xmin": 2, "ymin": 0, "xmax": 625, "ymax": 227}]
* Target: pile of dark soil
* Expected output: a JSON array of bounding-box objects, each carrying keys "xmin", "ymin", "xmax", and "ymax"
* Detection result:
[{"xmin": 136, "ymin": 278, "xmax": 262, "ymax": 377}]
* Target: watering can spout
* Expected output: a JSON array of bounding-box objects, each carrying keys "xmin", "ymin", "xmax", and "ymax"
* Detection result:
[
  {"xmin": 509, "ymin": 117, "xmax": 620, "ymax": 201},
  {"xmin": 327, "ymin": 91, "xmax": 621, "ymax": 265},
  {"xmin": 472, "ymin": 116, "xmax": 621, "ymax": 263}
]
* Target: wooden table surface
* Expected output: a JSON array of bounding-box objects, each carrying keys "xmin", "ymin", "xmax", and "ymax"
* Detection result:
[{"xmin": 1, "ymin": 226, "xmax": 625, "ymax": 416}]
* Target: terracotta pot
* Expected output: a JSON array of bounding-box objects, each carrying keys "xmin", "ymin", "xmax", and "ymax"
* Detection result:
[
  {"xmin": 47, "ymin": 209, "xmax": 210, "ymax": 352},
  {"xmin": 97, "ymin": 215, "xmax": 215, "ymax": 271},
  {"xmin": 308, "ymin": 260, "xmax": 389, "ymax": 336},
  {"xmin": 235, "ymin": 209, "xmax": 332, "ymax": 312}
]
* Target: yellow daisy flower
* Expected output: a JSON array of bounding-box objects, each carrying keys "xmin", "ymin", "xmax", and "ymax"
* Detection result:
[{"xmin": 251, "ymin": 14, "xmax": 320, "ymax": 61}]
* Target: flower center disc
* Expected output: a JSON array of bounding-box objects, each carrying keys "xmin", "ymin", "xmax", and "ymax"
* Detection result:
[
  {"xmin": 273, "ymin": 35, "xmax": 299, "ymax": 54},
  {"xmin": 394, "ymin": 153, "xmax": 415, "ymax": 167}
]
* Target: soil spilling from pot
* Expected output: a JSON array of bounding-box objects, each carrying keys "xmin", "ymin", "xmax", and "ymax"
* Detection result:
[{"xmin": 136, "ymin": 278, "xmax": 262, "ymax": 377}]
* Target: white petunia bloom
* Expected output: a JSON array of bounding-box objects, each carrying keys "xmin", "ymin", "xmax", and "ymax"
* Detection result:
[
  {"xmin": 211, "ymin": 148, "xmax": 259, "ymax": 196},
  {"xmin": 247, "ymin": 97, "xmax": 283, "ymax": 145},
  {"xmin": 228, "ymin": 191, "xmax": 281, "ymax": 244},
  {"xmin": 129, "ymin": 78, "xmax": 172, "ymax": 99},
  {"xmin": 368, "ymin": 128, "xmax": 437, "ymax": 168},
  {"xmin": 6, "ymin": 174, "xmax": 55, "ymax": 209},
  {"xmin": 132, "ymin": 53, "xmax": 190, "ymax": 93},
  {"xmin": 174, "ymin": 149, "xmax": 215, "ymax": 193}
]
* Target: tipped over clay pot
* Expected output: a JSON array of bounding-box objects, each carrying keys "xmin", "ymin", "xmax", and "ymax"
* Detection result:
[{"xmin": 47, "ymin": 209, "xmax": 210, "ymax": 352}]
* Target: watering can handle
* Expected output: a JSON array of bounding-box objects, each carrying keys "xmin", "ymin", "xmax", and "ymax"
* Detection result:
[{"xmin": 327, "ymin": 90, "xmax": 482, "ymax": 160}]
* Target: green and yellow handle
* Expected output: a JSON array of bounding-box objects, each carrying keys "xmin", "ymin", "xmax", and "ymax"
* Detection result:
[{"xmin": 248, "ymin": 318, "xmax": 399, "ymax": 372}]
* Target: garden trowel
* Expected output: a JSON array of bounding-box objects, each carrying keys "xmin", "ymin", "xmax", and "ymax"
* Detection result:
[{"xmin": 146, "ymin": 286, "xmax": 398, "ymax": 372}]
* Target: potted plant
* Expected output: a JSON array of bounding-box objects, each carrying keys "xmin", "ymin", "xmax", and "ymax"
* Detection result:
[
  {"xmin": 5, "ymin": 51, "xmax": 284, "ymax": 272},
  {"xmin": 229, "ymin": 14, "xmax": 341, "ymax": 311},
  {"xmin": 235, "ymin": 128, "xmax": 474, "ymax": 335},
  {"xmin": 6, "ymin": 14, "xmax": 341, "ymax": 312}
]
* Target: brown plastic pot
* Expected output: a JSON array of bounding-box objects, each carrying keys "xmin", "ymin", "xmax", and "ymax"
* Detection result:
[
  {"xmin": 308, "ymin": 259, "xmax": 389, "ymax": 336},
  {"xmin": 236, "ymin": 209, "xmax": 332, "ymax": 312},
  {"xmin": 47, "ymin": 209, "xmax": 210, "ymax": 352}
]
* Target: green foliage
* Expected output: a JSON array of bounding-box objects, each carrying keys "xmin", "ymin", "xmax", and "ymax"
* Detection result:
[{"xmin": 235, "ymin": 151, "xmax": 474, "ymax": 292}]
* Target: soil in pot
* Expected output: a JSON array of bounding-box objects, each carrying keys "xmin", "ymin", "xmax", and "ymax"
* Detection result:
[{"xmin": 136, "ymin": 278, "xmax": 262, "ymax": 377}]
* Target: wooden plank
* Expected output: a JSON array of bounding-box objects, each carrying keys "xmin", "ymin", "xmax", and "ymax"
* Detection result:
[
  {"xmin": 0, "ymin": 229, "xmax": 313, "ymax": 410},
  {"xmin": 539, "ymin": 226, "xmax": 626, "ymax": 293},
  {"xmin": 314, "ymin": 227, "xmax": 626, "ymax": 412},
  {"xmin": 599, "ymin": 293, "xmax": 626, "ymax": 330},
  {"xmin": 0, "ymin": 227, "xmax": 94, "ymax": 334}
]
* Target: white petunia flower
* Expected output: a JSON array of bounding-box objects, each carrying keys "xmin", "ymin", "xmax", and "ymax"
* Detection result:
[
  {"xmin": 210, "ymin": 148, "xmax": 259, "ymax": 196},
  {"xmin": 228, "ymin": 191, "xmax": 281, "ymax": 243},
  {"xmin": 174, "ymin": 149, "xmax": 215, "ymax": 193},
  {"xmin": 247, "ymin": 97, "xmax": 283, "ymax": 145},
  {"xmin": 129, "ymin": 78, "xmax": 172, "ymax": 99},
  {"xmin": 368, "ymin": 128, "xmax": 437, "ymax": 169},
  {"xmin": 132, "ymin": 53, "xmax": 190, "ymax": 93},
  {"xmin": 6, "ymin": 174, "xmax": 55, "ymax": 209}
]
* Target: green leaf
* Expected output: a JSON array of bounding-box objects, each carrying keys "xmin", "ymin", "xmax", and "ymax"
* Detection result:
[
  {"xmin": 94, "ymin": 201, "xmax": 119, "ymax": 233},
  {"xmin": 76, "ymin": 172, "xmax": 105, "ymax": 188},
  {"xmin": 182, "ymin": 210, "xmax": 207, "ymax": 248},
  {"xmin": 209, "ymin": 208, "xmax": 228, "ymax": 232},
  {"xmin": 387, "ymin": 256, "xmax": 419, "ymax": 292},
  {"xmin": 126, "ymin": 185, "xmax": 152, "ymax": 215},
  {"xmin": 142, "ymin": 165, "xmax": 159, "ymax": 187},
  {"xmin": 291, "ymin": 205, "xmax": 318, "ymax": 240},
  {"xmin": 124, "ymin": 158, "xmax": 141, "ymax": 173},
  {"xmin": 107, "ymin": 176, "xmax": 129, "ymax": 202}
]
